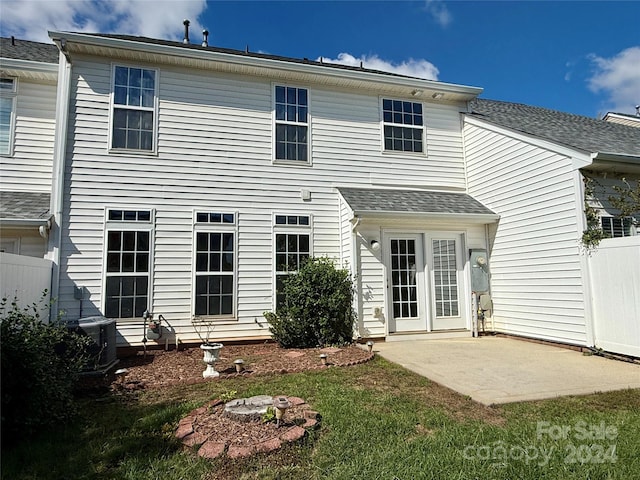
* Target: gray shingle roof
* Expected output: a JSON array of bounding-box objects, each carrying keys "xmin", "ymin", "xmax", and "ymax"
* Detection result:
[
  {"xmin": 468, "ymin": 99, "xmax": 640, "ymax": 157},
  {"xmin": 0, "ymin": 191, "xmax": 51, "ymax": 220},
  {"xmin": 0, "ymin": 37, "xmax": 59, "ymax": 63},
  {"xmin": 77, "ymin": 33, "xmax": 434, "ymax": 82},
  {"xmin": 339, "ymin": 188, "xmax": 496, "ymax": 216}
]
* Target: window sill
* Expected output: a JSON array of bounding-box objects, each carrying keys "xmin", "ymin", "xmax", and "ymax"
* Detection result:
[
  {"xmin": 381, "ymin": 150, "xmax": 427, "ymax": 157},
  {"xmin": 273, "ymin": 159, "xmax": 312, "ymax": 167},
  {"xmin": 108, "ymin": 148, "xmax": 158, "ymax": 157}
]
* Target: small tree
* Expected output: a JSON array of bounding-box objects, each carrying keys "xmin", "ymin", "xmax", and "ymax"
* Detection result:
[
  {"xmin": 1, "ymin": 295, "xmax": 91, "ymax": 444},
  {"xmin": 264, "ymin": 257, "xmax": 356, "ymax": 348}
]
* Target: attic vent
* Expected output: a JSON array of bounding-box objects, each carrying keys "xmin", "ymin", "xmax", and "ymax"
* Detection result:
[{"xmin": 183, "ymin": 19, "xmax": 190, "ymax": 44}]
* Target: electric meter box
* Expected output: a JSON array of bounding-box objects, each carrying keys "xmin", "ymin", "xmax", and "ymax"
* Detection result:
[{"xmin": 469, "ymin": 249, "xmax": 490, "ymax": 293}]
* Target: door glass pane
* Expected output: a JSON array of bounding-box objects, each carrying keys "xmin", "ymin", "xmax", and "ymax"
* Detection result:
[
  {"xmin": 390, "ymin": 239, "xmax": 418, "ymax": 319},
  {"xmin": 432, "ymin": 239, "xmax": 459, "ymax": 317}
]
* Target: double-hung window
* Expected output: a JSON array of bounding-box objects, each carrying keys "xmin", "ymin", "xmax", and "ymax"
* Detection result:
[
  {"xmin": 194, "ymin": 212, "xmax": 236, "ymax": 318},
  {"xmin": 111, "ymin": 66, "xmax": 157, "ymax": 152},
  {"xmin": 274, "ymin": 214, "xmax": 311, "ymax": 309},
  {"xmin": 274, "ymin": 85, "xmax": 309, "ymax": 162},
  {"xmin": 601, "ymin": 216, "xmax": 634, "ymax": 238},
  {"xmin": 104, "ymin": 209, "xmax": 153, "ymax": 319},
  {"xmin": 382, "ymin": 98, "xmax": 424, "ymax": 153},
  {"xmin": 0, "ymin": 77, "xmax": 17, "ymax": 156}
]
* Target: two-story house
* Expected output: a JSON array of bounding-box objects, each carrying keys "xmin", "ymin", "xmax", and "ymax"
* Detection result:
[{"xmin": 2, "ymin": 30, "xmax": 638, "ymax": 357}]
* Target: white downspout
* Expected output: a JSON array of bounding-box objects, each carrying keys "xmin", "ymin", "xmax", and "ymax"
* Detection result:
[
  {"xmin": 48, "ymin": 46, "xmax": 72, "ymax": 321},
  {"xmin": 350, "ymin": 216, "xmax": 364, "ymax": 338}
]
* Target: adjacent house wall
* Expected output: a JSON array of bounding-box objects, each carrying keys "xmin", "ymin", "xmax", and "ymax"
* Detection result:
[
  {"xmin": 0, "ymin": 78, "xmax": 57, "ymax": 193},
  {"xmin": 58, "ymin": 55, "xmax": 470, "ymax": 345},
  {"xmin": 464, "ymin": 120, "xmax": 589, "ymax": 346}
]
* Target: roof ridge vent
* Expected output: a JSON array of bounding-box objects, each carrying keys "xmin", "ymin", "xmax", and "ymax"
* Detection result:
[{"xmin": 183, "ymin": 19, "xmax": 190, "ymax": 44}]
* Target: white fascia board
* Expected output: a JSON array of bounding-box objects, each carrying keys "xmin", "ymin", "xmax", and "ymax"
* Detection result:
[
  {"xmin": 0, "ymin": 58, "xmax": 58, "ymax": 73},
  {"xmin": 0, "ymin": 217, "xmax": 52, "ymax": 227},
  {"xmin": 352, "ymin": 210, "xmax": 500, "ymax": 224},
  {"xmin": 463, "ymin": 115, "xmax": 592, "ymax": 169},
  {"xmin": 48, "ymin": 31, "xmax": 482, "ymax": 99}
]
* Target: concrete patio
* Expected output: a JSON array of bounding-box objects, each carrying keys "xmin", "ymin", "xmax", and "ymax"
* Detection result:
[{"xmin": 372, "ymin": 336, "xmax": 640, "ymax": 405}]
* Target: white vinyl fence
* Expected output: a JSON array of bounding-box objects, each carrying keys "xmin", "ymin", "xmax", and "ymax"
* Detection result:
[
  {"xmin": 588, "ymin": 236, "xmax": 640, "ymax": 357},
  {"xmin": 0, "ymin": 252, "xmax": 53, "ymax": 322}
]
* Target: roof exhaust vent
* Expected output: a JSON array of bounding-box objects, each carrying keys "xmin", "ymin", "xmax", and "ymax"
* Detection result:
[
  {"xmin": 183, "ymin": 19, "xmax": 190, "ymax": 44},
  {"xmin": 636, "ymin": 105, "xmax": 640, "ymax": 117},
  {"xmin": 202, "ymin": 29, "xmax": 209, "ymax": 47}
]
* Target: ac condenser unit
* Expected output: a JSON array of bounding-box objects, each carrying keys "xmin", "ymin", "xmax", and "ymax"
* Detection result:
[{"xmin": 67, "ymin": 316, "xmax": 118, "ymax": 373}]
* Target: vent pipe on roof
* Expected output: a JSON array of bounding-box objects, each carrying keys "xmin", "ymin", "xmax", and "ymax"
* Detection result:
[
  {"xmin": 636, "ymin": 105, "xmax": 639, "ymax": 117},
  {"xmin": 183, "ymin": 19, "xmax": 190, "ymax": 44},
  {"xmin": 202, "ymin": 29, "xmax": 209, "ymax": 47},
  {"xmin": 11, "ymin": 36, "xmax": 15, "ymax": 46}
]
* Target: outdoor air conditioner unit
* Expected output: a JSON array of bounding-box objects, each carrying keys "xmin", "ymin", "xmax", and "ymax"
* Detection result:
[{"xmin": 67, "ymin": 316, "xmax": 118, "ymax": 373}]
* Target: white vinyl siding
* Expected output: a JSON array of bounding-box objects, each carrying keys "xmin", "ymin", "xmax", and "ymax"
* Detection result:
[
  {"xmin": 0, "ymin": 78, "xmax": 56, "ymax": 192},
  {"xmin": 56, "ymin": 55, "xmax": 472, "ymax": 345},
  {"xmin": 464, "ymin": 121, "xmax": 587, "ymax": 345}
]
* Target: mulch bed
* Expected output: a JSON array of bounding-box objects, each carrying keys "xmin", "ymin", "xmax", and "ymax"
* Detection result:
[{"xmin": 108, "ymin": 342, "xmax": 374, "ymax": 390}]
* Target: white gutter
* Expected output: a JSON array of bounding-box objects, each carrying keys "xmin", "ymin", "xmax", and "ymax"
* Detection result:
[
  {"xmin": 0, "ymin": 217, "xmax": 52, "ymax": 227},
  {"xmin": 47, "ymin": 31, "xmax": 483, "ymax": 100},
  {"xmin": 0, "ymin": 58, "xmax": 58, "ymax": 74},
  {"xmin": 352, "ymin": 210, "xmax": 500, "ymax": 224},
  {"xmin": 48, "ymin": 48, "xmax": 72, "ymax": 320}
]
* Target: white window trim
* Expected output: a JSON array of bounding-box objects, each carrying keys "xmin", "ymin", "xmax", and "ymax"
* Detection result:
[
  {"xmin": 108, "ymin": 63, "xmax": 159, "ymax": 156},
  {"xmin": 600, "ymin": 215, "xmax": 637, "ymax": 238},
  {"xmin": 102, "ymin": 207, "xmax": 155, "ymax": 321},
  {"xmin": 271, "ymin": 212, "xmax": 313, "ymax": 311},
  {"xmin": 379, "ymin": 96, "xmax": 427, "ymax": 157},
  {"xmin": 191, "ymin": 210, "xmax": 239, "ymax": 321},
  {"xmin": 272, "ymin": 82, "xmax": 312, "ymax": 166},
  {"xmin": 0, "ymin": 77, "xmax": 18, "ymax": 157}
]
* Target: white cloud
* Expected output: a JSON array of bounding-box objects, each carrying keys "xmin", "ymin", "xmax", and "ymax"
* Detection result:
[
  {"xmin": 0, "ymin": 0, "xmax": 208, "ymax": 43},
  {"xmin": 424, "ymin": 0, "xmax": 452, "ymax": 28},
  {"xmin": 318, "ymin": 53, "xmax": 440, "ymax": 81},
  {"xmin": 588, "ymin": 46, "xmax": 640, "ymax": 115}
]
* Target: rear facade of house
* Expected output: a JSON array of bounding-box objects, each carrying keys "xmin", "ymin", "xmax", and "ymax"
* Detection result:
[
  {"xmin": 2, "ymin": 32, "xmax": 638, "ymax": 357},
  {"xmin": 45, "ymin": 32, "xmax": 497, "ymax": 347}
]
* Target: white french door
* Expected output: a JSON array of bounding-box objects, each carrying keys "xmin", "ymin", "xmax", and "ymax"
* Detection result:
[
  {"xmin": 386, "ymin": 234, "xmax": 426, "ymax": 332},
  {"xmin": 429, "ymin": 235, "xmax": 467, "ymax": 330}
]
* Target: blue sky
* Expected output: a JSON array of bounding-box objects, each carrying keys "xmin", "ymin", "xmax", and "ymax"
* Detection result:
[{"xmin": 1, "ymin": 0, "xmax": 638, "ymax": 118}]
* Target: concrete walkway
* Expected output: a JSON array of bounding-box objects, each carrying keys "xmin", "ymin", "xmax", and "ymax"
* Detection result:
[{"xmin": 373, "ymin": 336, "xmax": 640, "ymax": 405}]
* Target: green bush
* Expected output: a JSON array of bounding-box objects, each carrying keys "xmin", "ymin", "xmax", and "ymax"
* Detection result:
[
  {"xmin": 1, "ymin": 295, "xmax": 91, "ymax": 444},
  {"xmin": 264, "ymin": 257, "xmax": 356, "ymax": 348}
]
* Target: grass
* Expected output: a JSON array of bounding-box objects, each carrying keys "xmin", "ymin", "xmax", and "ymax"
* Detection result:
[{"xmin": 2, "ymin": 357, "xmax": 639, "ymax": 480}]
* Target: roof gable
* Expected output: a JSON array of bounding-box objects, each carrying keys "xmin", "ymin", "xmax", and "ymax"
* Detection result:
[{"xmin": 468, "ymin": 99, "xmax": 640, "ymax": 157}]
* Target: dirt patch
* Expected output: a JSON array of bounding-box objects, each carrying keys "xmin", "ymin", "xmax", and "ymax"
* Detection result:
[{"xmin": 104, "ymin": 343, "xmax": 373, "ymax": 390}]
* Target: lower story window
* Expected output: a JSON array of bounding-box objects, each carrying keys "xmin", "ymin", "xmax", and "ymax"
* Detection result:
[
  {"xmin": 275, "ymin": 233, "xmax": 310, "ymax": 309},
  {"xmin": 105, "ymin": 230, "xmax": 150, "ymax": 318},
  {"xmin": 601, "ymin": 216, "xmax": 634, "ymax": 238},
  {"xmin": 195, "ymin": 232, "xmax": 234, "ymax": 316}
]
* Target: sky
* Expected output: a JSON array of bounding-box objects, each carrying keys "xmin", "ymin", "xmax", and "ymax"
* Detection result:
[{"xmin": 1, "ymin": 0, "xmax": 639, "ymax": 118}]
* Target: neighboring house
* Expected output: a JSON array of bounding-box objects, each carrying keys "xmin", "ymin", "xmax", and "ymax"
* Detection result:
[
  {"xmin": 464, "ymin": 99, "xmax": 640, "ymax": 355},
  {"xmin": 2, "ymin": 31, "xmax": 638, "ymax": 357},
  {"xmin": 603, "ymin": 111, "xmax": 640, "ymax": 128},
  {"xmin": 0, "ymin": 37, "xmax": 59, "ymax": 257}
]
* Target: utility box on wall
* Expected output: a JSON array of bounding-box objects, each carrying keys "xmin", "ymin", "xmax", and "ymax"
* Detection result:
[{"xmin": 469, "ymin": 249, "xmax": 490, "ymax": 293}]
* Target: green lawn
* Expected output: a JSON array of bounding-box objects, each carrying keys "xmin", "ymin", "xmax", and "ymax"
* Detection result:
[{"xmin": 2, "ymin": 357, "xmax": 639, "ymax": 480}]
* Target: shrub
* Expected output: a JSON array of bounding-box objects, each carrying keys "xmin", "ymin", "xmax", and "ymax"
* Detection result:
[
  {"xmin": 264, "ymin": 257, "xmax": 356, "ymax": 348},
  {"xmin": 1, "ymin": 295, "xmax": 91, "ymax": 444}
]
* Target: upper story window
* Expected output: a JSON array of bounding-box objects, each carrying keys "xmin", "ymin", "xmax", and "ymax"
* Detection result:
[
  {"xmin": 274, "ymin": 85, "xmax": 308, "ymax": 162},
  {"xmin": 0, "ymin": 77, "xmax": 17, "ymax": 156},
  {"xmin": 382, "ymin": 98, "xmax": 424, "ymax": 153},
  {"xmin": 601, "ymin": 216, "xmax": 635, "ymax": 238},
  {"xmin": 111, "ymin": 66, "xmax": 157, "ymax": 152}
]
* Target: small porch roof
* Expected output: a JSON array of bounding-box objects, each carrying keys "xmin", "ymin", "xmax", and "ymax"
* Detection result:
[
  {"xmin": 0, "ymin": 191, "xmax": 52, "ymax": 227},
  {"xmin": 338, "ymin": 187, "xmax": 498, "ymax": 223}
]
